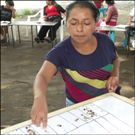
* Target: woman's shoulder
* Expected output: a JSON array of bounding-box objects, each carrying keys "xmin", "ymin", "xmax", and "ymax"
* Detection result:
[
  {"xmin": 55, "ymin": 3, "xmax": 65, "ymax": 12},
  {"xmin": 94, "ymin": 32, "xmax": 114, "ymax": 46},
  {"xmin": 55, "ymin": 3, "xmax": 62, "ymax": 8},
  {"xmin": 46, "ymin": 37, "xmax": 71, "ymax": 60},
  {"xmin": 109, "ymin": 5, "xmax": 117, "ymax": 10},
  {"xmin": 50, "ymin": 37, "xmax": 71, "ymax": 52},
  {"xmin": 94, "ymin": 32, "xmax": 110, "ymax": 40}
]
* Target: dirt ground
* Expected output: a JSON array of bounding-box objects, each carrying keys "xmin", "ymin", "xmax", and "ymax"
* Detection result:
[
  {"xmin": 1, "ymin": 27, "xmax": 135, "ymax": 129},
  {"xmin": 1, "ymin": 2, "xmax": 135, "ymax": 134}
]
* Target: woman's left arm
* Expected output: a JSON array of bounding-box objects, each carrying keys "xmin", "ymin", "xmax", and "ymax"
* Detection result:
[
  {"xmin": 104, "ymin": 6, "xmax": 113, "ymax": 23},
  {"xmin": 10, "ymin": 6, "xmax": 16, "ymax": 18},
  {"xmin": 106, "ymin": 53, "xmax": 120, "ymax": 92}
]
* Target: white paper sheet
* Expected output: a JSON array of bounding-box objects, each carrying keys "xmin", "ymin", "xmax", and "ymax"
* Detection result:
[
  {"xmin": 59, "ymin": 111, "xmax": 86, "ymax": 127},
  {"xmin": 67, "ymin": 120, "xmax": 110, "ymax": 134},
  {"xmin": 96, "ymin": 117, "xmax": 122, "ymax": 134},
  {"xmin": 8, "ymin": 129, "xmax": 25, "ymax": 135},
  {"xmin": 94, "ymin": 96, "xmax": 134, "ymax": 127},
  {"xmin": 104, "ymin": 114, "xmax": 134, "ymax": 134},
  {"xmin": 48, "ymin": 116, "xmax": 76, "ymax": 134}
]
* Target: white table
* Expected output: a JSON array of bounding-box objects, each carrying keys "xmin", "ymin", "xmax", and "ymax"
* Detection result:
[
  {"xmin": 11, "ymin": 21, "xmax": 57, "ymax": 47},
  {"xmin": 96, "ymin": 25, "xmax": 135, "ymax": 54},
  {"xmin": 96, "ymin": 25, "xmax": 128, "ymax": 32},
  {"xmin": 96, "ymin": 25, "xmax": 128, "ymax": 42}
]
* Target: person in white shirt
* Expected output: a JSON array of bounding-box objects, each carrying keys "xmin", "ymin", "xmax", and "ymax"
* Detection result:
[
  {"xmin": 124, "ymin": 7, "xmax": 135, "ymax": 48},
  {"xmin": 126, "ymin": 8, "xmax": 135, "ymax": 26}
]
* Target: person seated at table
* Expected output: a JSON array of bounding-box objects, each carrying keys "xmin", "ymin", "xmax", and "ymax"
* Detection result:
[
  {"xmin": 0, "ymin": 0, "xmax": 16, "ymax": 42},
  {"xmin": 35, "ymin": 0, "xmax": 66, "ymax": 43},
  {"xmin": 126, "ymin": 7, "xmax": 135, "ymax": 26},
  {"xmin": 96, "ymin": 0, "xmax": 118, "ymax": 34},
  {"xmin": 31, "ymin": 1, "xmax": 120, "ymax": 127},
  {"xmin": 124, "ymin": 7, "xmax": 135, "ymax": 48}
]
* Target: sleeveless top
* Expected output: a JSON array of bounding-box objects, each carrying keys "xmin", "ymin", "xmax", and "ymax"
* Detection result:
[{"xmin": 106, "ymin": 5, "xmax": 118, "ymax": 26}]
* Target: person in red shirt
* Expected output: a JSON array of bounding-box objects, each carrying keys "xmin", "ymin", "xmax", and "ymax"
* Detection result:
[
  {"xmin": 35, "ymin": 0, "xmax": 65, "ymax": 43},
  {"xmin": 93, "ymin": 0, "xmax": 104, "ymax": 9}
]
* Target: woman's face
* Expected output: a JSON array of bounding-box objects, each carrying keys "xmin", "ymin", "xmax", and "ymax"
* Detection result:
[
  {"xmin": 5, "ymin": 2, "xmax": 11, "ymax": 9},
  {"xmin": 46, "ymin": 0, "xmax": 53, "ymax": 5},
  {"xmin": 67, "ymin": 7, "xmax": 96, "ymax": 44}
]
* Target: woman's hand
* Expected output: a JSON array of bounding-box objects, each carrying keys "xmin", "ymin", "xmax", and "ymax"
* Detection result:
[
  {"xmin": 106, "ymin": 76, "xmax": 119, "ymax": 92},
  {"xmin": 31, "ymin": 95, "xmax": 48, "ymax": 128},
  {"xmin": 10, "ymin": 6, "xmax": 16, "ymax": 11},
  {"xmin": 44, "ymin": 16, "xmax": 48, "ymax": 21}
]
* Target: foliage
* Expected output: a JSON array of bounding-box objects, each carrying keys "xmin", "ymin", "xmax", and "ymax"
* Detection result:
[{"xmin": 16, "ymin": 9, "xmax": 39, "ymax": 19}]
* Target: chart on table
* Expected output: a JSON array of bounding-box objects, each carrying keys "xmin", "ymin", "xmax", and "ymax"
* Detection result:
[{"xmin": 2, "ymin": 95, "xmax": 134, "ymax": 135}]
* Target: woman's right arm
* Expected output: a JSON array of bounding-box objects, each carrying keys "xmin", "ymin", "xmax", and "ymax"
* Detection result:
[
  {"xmin": 31, "ymin": 60, "xmax": 57, "ymax": 128},
  {"xmin": 126, "ymin": 16, "xmax": 132, "ymax": 25}
]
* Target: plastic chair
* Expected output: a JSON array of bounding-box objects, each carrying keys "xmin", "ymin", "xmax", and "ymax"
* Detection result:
[
  {"xmin": 26, "ymin": 9, "xmax": 44, "ymax": 37},
  {"xmin": 5, "ymin": 18, "xmax": 17, "ymax": 43},
  {"xmin": 11, "ymin": 18, "xmax": 17, "ymax": 41},
  {"xmin": 26, "ymin": 9, "xmax": 65, "ymax": 42}
]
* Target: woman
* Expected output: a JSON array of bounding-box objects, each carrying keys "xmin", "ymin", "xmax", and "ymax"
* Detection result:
[
  {"xmin": 104, "ymin": 0, "xmax": 118, "ymax": 26},
  {"xmin": 93, "ymin": 0, "xmax": 104, "ymax": 9},
  {"xmin": 96, "ymin": 0, "xmax": 118, "ymax": 34},
  {"xmin": 35, "ymin": 0, "xmax": 65, "ymax": 43},
  {"xmin": 31, "ymin": 1, "xmax": 120, "ymax": 127},
  {"xmin": 0, "ymin": 0, "xmax": 16, "ymax": 42},
  {"xmin": 126, "ymin": 7, "xmax": 135, "ymax": 26}
]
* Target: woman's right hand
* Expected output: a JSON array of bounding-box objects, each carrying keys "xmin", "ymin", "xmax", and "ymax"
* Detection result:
[{"xmin": 31, "ymin": 95, "xmax": 48, "ymax": 128}]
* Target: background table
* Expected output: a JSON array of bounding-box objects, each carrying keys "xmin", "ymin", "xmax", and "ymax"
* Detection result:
[
  {"xmin": 11, "ymin": 21, "xmax": 57, "ymax": 47},
  {"xmin": 96, "ymin": 25, "xmax": 127, "ymax": 42}
]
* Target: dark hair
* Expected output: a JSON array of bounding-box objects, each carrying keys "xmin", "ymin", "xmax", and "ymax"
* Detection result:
[
  {"xmin": 66, "ymin": 1, "xmax": 100, "ymax": 22},
  {"xmin": 105, "ymin": 0, "xmax": 115, "ymax": 5},
  {"xmin": 5, "ymin": 0, "xmax": 14, "ymax": 6}
]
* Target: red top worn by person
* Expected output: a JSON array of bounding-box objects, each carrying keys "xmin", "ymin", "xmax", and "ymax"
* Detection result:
[
  {"xmin": 35, "ymin": 0, "xmax": 65, "ymax": 43},
  {"xmin": 94, "ymin": 0, "xmax": 104, "ymax": 9}
]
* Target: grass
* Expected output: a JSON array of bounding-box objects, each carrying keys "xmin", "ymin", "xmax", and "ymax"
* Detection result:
[{"xmin": 16, "ymin": 9, "xmax": 40, "ymax": 19}]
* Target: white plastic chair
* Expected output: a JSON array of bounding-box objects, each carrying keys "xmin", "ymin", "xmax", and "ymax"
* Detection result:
[
  {"xmin": 11, "ymin": 18, "xmax": 17, "ymax": 41},
  {"xmin": 5, "ymin": 18, "xmax": 17, "ymax": 42},
  {"xmin": 26, "ymin": 9, "xmax": 44, "ymax": 37},
  {"xmin": 60, "ymin": 16, "xmax": 66, "ymax": 42},
  {"xmin": 26, "ymin": 9, "xmax": 65, "ymax": 41}
]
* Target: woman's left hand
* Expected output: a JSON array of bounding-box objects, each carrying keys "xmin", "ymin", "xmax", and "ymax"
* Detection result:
[
  {"xmin": 106, "ymin": 76, "xmax": 119, "ymax": 92},
  {"xmin": 10, "ymin": 6, "xmax": 15, "ymax": 11},
  {"xmin": 44, "ymin": 16, "xmax": 48, "ymax": 21}
]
